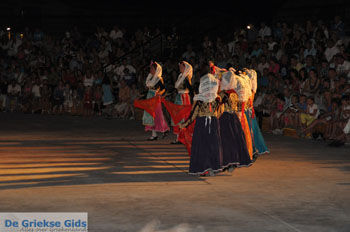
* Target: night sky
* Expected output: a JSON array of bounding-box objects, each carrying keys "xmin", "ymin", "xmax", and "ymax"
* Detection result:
[{"xmin": 0, "ymin": 0, "xmax": 286, "ymax": 33}]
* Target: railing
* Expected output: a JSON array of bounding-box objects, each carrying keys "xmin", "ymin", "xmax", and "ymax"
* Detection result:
[{"xmin": 104, "ymin": 10, "xmax": 236, "ymax": 71}]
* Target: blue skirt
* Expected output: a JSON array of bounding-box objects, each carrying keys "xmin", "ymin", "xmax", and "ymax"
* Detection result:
[
  {"xmin": 245, "ymin": 110, "xmax": 269, "ymax": 155},
  {"xmin": 142, "ymin": 90, "xmax": 156, "ymax": 126},
  {"xmin": 189, "ymin": 116, "xmax": 222, "ymax": 175},
  {"xmin": 219, "ymin": 112, "xmax": 252, "ymax": 167}
]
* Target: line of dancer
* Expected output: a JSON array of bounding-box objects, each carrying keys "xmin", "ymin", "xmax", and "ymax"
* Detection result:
[{"xmin": 134, "ymin": 60, "xmax": 269, "ymax": 176}]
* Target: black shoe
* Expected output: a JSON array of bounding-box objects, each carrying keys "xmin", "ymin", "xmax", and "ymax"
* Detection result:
[
  {"xmin": 170, "ymin": 140, "xmax": 181, "ymax": 144},
  {"xmin": 252, "ymin": 153, "xmax": 259, "ymax": 162},
  {"xmin": 147, "ymin": 136, "xmax": 158, "ymax": 141},
  {"xmin": 162, "ymin": 131, "xmax": 168, "ymax": 139}
]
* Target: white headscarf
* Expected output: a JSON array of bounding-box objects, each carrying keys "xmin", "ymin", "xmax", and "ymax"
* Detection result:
[
  {"xmin": 234, "ymin": 71, "xmax": 252, "ymax": 102},
  {"xmin": 244, "ymin": 68, "xmax": 258, "ymax": 93},
  {"xmin": 220, "ymin": 70, "xmax": 238, "ymax": 91},
  {"xmin": 175, "ymin": 61, "xmax": 193, "ymax": 89},
  {"xmin": 145, "ymin": 62, "xmax": 163, "ymax": 88},
  {"xmin": 193, "ymin": 73, "xmax": 219, "ymax": 102}
]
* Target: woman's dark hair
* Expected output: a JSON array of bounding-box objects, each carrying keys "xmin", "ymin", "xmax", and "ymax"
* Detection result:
[
  {"xmin": 289, "ymin": 69, "xmax": 299, "ymax": 78},
  {"xmin": 307, "ymin": 96, "xmax": 314, "ymax": 102},
  {"xmin": 102, "ymin": 75, "xmax": 110, "ymax": 85},
  {"xmin": 270, "ymin": 56, "xmax": 278, "ymax": 64},
  {"xmin": 309, "ymin": 68, "xmax": 318, "ymax": 76},
  {"xmin": 151, "ymin": 62, "xmax": 158, "ymax": 70},
  {"xmin": 299, "ymin": 68, "xmax": 308, "ymax": 80}
]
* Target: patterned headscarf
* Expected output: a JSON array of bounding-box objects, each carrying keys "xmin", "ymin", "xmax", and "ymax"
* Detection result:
[
  {"xmin": 193, "ymin": 73, "xmax": 219, "ymax": 102},
  {"xmin": 175, "ymin": 61, "xmax": 193, "ymax": 88},
  {"xmin": 145, "ymin": 61, "xmax": 163, "ymax": 88},
  {"xmin": 220, "ymin": 70, "xmax": 239, "ymax": 91}
]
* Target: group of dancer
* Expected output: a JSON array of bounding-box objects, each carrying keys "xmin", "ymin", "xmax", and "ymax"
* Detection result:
[{"xmin": 134, "ymin": 60, "xmax": 269, "ymax": 176}]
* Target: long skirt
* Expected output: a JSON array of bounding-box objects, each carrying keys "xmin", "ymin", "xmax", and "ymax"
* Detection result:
[
  {"xmin": 189, "ymin": 116, "xmax": 222, "ymax": 175},
  {"xmin": 142, "ymin": 90, "xmax": 169, "ymax": 133},
  {"xmin": 219, "ymin": 112, "xmax": 252, "ymax": 168},
  {"xmin": 245, "ymin": 110, "xmax": 269, "ymax": 155},
  {"xmin": 172, "ymin": 93, "xmax": 191, "ymax": 135},
  {"xmin": 245, "ymin": 110, "xmax": 258, "ymax": 155},
  {"xmin": 236, "ymin": 112, "xmax": 254, "ymax": 160}
]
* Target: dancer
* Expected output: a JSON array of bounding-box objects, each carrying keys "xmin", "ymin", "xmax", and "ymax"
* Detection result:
[
  {"xmin": 142, "ymin": 61, "xmax": 169, "ymax": 140},
  {"xmin": 179, "ymin": 73, "xmax": 222, "ymax": 176},
  {"xmin": 171, "ymin": 61, "xmax": 193, "ymax": 144},
  {"xmin": 244, "ymin": 68, "xmax": 269, "ymax": 155},
  {"xmin": 209, "ymin": 60, "xmax": 226, "ymax": 79},
  {"xmin": 219, "ymin": 70, "xmax": 252, "ymax": 171},
  {"xmin": 233, "ymin": 69, "xmax": 254, "ymax": 160}
]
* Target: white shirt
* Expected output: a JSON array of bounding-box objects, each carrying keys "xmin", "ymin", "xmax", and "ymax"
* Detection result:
[
  {"xmin": 182, "ymin": 51, "xmax": 196, "ymax": 60},
  {"xmin": 257, "ymin": 62, "xmax": 269, "ymax": 74},
  {"xmin": 253, "ymin": 93, "xmax": 265, "ymax": 107},
  {"xmin": 344, "ymin": 118, "xmax": 350, "ymax": 134},
  {"xmin": 324, "ymin": 46, "xmax": 340, "ymax": 62},
  {"xmin": 32, "ymin": 85, "xmax": 41, "ymax": 97},
  {"xmin": 14, "ymin": 72, "xmax": 24, "ymax": 83},
  {"xmin": 307, "ymin": 103, "xmax": 319, "ymax": 118},
  {"xmin": 336, "ymin": 60, "xmax": 350, "ymax": 78},
  {"xmin": 304, "ymin": 48, "xmax": 317, "ymax": 58},
  {"xmin": 268, "ymin": 41, "xmax": 277, "ymax": 50},
  {"xmin": 7, "ymin": 84, "xmax": 21, "ymax": 95},
  {"xmin": 83, "ymin": 76, "xmax": 94, "ymax": 87},
  {"xmin": 258, "ymin": 26, "xmax": 271, "ymax": 39},
  {"xmin": 115, "ymin": 64, "xmax": 136, "ymax": 76},
  {"xmin": 109, "ymin": 29, "xmax": 123, "ymax": 40}
]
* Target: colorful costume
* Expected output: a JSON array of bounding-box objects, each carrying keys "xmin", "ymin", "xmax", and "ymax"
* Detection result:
[
  {"xmin": 219, "ymin": 71, "xmax": 252, "ymax": 168},
  {"xmin": 244, "ymin": 69, "xmax": 269, "ymax": 155},
  {"xmin": 182, "ymin": 74, "xmax": 222, "ymax": 175},
  {"xmin": 233, "ymin": 70, "xmax": 254, "ymax": 160},
  {"xmin": 141, "ymin": 62, "xmax": 169, "ymax": 136},
  {"xmin": 172, "ymin": 61, "xmax": 193, "ymax": 135}
]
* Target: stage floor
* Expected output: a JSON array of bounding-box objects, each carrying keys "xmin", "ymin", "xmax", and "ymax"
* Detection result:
[{"xmin": 0, "ymin": 113, "xmax": 349, "ymax": 232}]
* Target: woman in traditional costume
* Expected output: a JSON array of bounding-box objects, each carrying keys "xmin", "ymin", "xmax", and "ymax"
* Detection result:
[
  {"xmin": 180, "ymin": 73, "xmax": 222, "ymax": 176},
  {"xmin": 209, "ymin": 60, "xmax": 226, "ymax": 79},
  {"xmin": 171, "ymin": 61, "xmax": 193, "ymax": 144},
  {"xmin": 142, "ymin": 62, "xmax": 169, "ymax": 140},
  {"xmin": 233, "ymin": 70, "xmax": 254, "ymax": 160},
  {"xmin": 219, "ymin": 70, "xmax": 252, "ymax": 170},
  {"xmin": 244, "ymin": 68, "xmax": 269, "ymax": 155}
]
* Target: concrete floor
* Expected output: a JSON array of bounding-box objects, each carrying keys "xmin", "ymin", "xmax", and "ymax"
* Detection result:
[{"xmin": 0, "ymin": 112, "xmax": 349, "ymax": 232}]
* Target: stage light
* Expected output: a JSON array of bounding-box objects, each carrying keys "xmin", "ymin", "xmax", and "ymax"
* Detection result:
[
  {"xmin": 247, "ymin": 25, "xmax": 251, "ymax": 30},
  {"xmin": 7, "ymin": 27, "xmax": 11, "ymax": 40},
  {"xmin": 20, "ymin": 33, "xmax": 24, "ymax": 39}
]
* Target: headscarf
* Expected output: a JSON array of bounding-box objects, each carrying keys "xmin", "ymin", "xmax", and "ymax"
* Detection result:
[
  {"xmin": 145, "ymin": 61, "xmax": 163, "ymax": 88},
  {"xmin": 244, "ymin": 68, "xmax": 258, "ymax": 93},
  {"xmin": 220, "ymin": 70, "xmax": 238, "ymax": 91},
  {"xmin": 234, "ymin": 71, "xmax": 252, "ymax": 103},
  {"xmin": 175, "ymin": 61, "xmax": 193, "ymax": 89},
  {"xmin": 193, "ymin": 73, "xmax": 219, "ymax": 102}
]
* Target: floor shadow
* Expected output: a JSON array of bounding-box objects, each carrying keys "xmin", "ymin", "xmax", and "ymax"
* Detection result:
[{"xmin": 0, "ymin": 138, "xmax": 204, "ymax": 190}]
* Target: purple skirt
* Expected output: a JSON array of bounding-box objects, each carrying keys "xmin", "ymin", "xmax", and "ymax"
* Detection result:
[
  {"xmin": 219, "ymin": 112, "xmax": 252, "ymax": 167},
  {"xmin": 189, "ymin": 116, "xmax": 222, "ymax": 175}
]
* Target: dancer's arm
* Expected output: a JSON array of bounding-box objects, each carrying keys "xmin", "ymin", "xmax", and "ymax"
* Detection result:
[{"xmin": 179, "ymin": 101, "xmax": 200, "ymax": 128}]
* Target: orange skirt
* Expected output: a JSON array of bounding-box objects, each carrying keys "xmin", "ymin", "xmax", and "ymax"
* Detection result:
[{"xmin": 236, "ymin": 112, "xmax": 253, "ymax": 160}]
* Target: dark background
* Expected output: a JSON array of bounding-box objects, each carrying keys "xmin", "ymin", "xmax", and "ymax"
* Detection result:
[{"xmin": 0, "ymin": 0, "xmax": 349, "ymax": 34}]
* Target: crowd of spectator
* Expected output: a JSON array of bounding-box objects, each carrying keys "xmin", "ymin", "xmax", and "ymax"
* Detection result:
[
  {"xmin": 0, "ymin": 25, "xmax": 163, "ymax": 119},
  {"xmin": 0, "ymin": 15, "xmax": 349, "ymax": 143}
]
